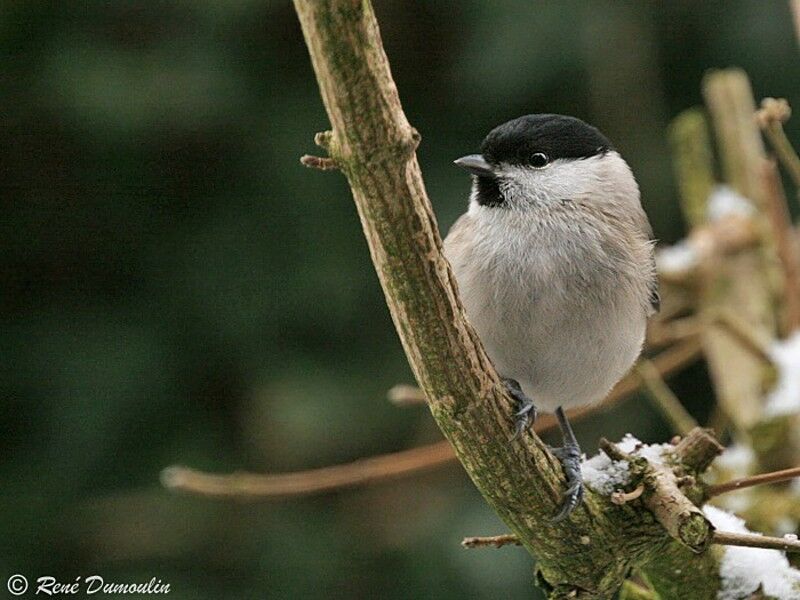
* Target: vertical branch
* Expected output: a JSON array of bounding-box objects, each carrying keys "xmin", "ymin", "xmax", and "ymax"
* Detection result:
[
  {"xmin": 293, "ymin": 3, "xmax": 727, "ymax": 597},
  {"xmin": 761, "ymin": 159, "xmax": 800, "ymax": 333},
  {"xmin": 757, "ymin": 98, "xmax": 800, "ymax": 197},
  {"xmin": 699, "ymin": 70, "xmax": 778, "ymax": 432}
]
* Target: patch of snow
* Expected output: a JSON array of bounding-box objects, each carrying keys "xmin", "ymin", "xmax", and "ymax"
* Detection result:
[
  {"xmin": 764, "ymin": 332, "xmax": 800, "ymax": 418},
  {"xmin": 581, "ymin": 453, "xmax": 630, "ymax": 496},
  {"xmin": 705, "ymin": 505, "xmax": 749, "ymax": 533},
  {"xmin": 581, "ymin": 434, "xmax": 672, "ymax": 495},
  {"xmin": 704, "ymin": 505, "xmax": 800, "ymax": 600},
  {"xmin": 707, "ymin": 186, "xmax": 756, "ymax": 223},
  {"xmin": 657, "ymin": 240, "xmax": 698, "ymax": 275}
]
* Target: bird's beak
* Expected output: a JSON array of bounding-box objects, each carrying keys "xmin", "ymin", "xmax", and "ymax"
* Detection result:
[{"xmin": 454, "ymin": 154, "xmax": 494, "ymax": 177}]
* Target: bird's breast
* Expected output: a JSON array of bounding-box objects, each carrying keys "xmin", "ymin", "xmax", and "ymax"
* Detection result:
[{"xmin": 444, "ymin": 210, "xmax": 650, "ymax": 411}]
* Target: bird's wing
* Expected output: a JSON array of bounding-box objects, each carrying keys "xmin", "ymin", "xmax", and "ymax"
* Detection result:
[
  {"xmin": 633, "ymin": 207, "xmax": 661, "ymax": 315},
  {"xmin": 648, "ymin": 270, "xmax": 661, "ymax": 314},
  {"xmin": 443, "ymin": 212, "xmax": 473, "ymax": 250}
]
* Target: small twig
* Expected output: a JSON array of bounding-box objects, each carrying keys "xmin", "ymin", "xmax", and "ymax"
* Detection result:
[
  {"xmin": 761, "ymin": 158, "xmax": 800, "ymax": 333},
  {"xmin": 757, "ymin": 98, "xmax": 800, "ymax": 195},
  {"xmin": 611, "ymin": 484, "xmax": 645, "ymax": 505},
  {"xmin": 599, "ymin": 438, "xmax": 630, "ymax": 462},
  {"xmin": 300, "ymin": 154, "xmax": 338, "ymax": 170},
  {"xmin": 713, "ymin": 530, "xmax": 800, "ymax": 553},
  {"xmin": 387, "ymin": 384, "xmax": 426, "ymax": 406},
  {"xmin": 636, "ymin": 360, "xmax": 699, "ymax": 436},
  {"xmin": 711, "ymin": 308, "xmax": 774, "ymax": 364},
  {"xmin": 165, "ymin": 339, "xmax": 704, "ymax": 502},
  {"xmin": 674, "ymin": 428, "xmax": 726, "ymax": 472},
  {"xmin": 161, "ymin": 440, "xmax": 455, "ymax": 499},
  {"xmin": 707, "ymin": 466, "xmax": 800, "ymax": 498},
  {"xmin": 314, "ymin": 130, "xmax": 333, "ymax": 150},
  {"xmin": 461, "ymin": 534, "xmax": 521, "ymax": 549}
]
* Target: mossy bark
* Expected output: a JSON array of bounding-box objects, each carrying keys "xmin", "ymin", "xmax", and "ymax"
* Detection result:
[
  {"xmin": 643, "ymin": 543, "xmax": 724, "ymax": 600},
  {"xmin": 293, "ymin": 1, "xmax": 725, "ymax": 596}
]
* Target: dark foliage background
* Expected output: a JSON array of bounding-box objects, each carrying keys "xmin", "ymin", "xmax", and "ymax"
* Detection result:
[{"xmin": 2, "ymin": 1, "xmax": 798, "ymax": 598}]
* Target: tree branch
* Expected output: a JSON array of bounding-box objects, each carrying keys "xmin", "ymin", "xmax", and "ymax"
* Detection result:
[
  {"xmin": 711, "ymin": 308, "xmax": 774, "ymax": 365},
  {"xmin": 300, "ymin": 154, "xmax": 339, "ymax": 170},
  {"xmin": 292, "ymin": 3, "xmax": 728, "ymax": 596},
  {"xmin": 699, "ymin": 69, "xmax": 778, "ymax": 434},
  {"xmin": 387, "ymin": 383, "xmax": 426, "ymax": 406},
  {"xmin": 291, "ymin": 5, "xmax": 598, "ymax": 595},
  {"xmin": 160, "ymin": 441, "xmax": 455, "ymax": 499},
  {"xmin": 462, "ymin": 530, "xmax": 800, "ymax": 554},
  {"xmin": 756, "ymin": 98, "xmax": 800, "ymax": 198},
  {"xmin": 462, "ymin": 534, "xmax": 522, "ymax": 549},
  {"xmin": 707, "ymin": 465, "xmax": 800, "ymax": 498},
  {"xmin": 712, "ymin": 530, "xmax": 800, "ymax": 553},
  {"xmin": 793, "ymin": 0, "xmax": 800, "ymax": 46},
  {"xmin": 161, "ymin": 337, "xmax": 703, "ymax": 502},
  {"xmin": 761, "ymin": 158, "xmax": 800, "ymax": 333},
  {"xmin": 668, "ymin": 109, "xmax": 715, "ymax": 227}
]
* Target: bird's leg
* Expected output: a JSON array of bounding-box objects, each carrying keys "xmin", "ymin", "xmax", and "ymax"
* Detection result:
[
  {"xmin": 502, "ymin": 378, "xmax": 537, "ymax": 439},
  {"xmin": 551, "ymin": 406, "xmax": 584, "ymax": 521},
  {"xmin": 502, "ymin": 382, "xmax": 583, "ymax": 519}
]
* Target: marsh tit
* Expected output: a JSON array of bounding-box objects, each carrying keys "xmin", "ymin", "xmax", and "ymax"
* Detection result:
[{"xmin": 445, "ymin": 114, "xmax": 659, "ymax": 520}]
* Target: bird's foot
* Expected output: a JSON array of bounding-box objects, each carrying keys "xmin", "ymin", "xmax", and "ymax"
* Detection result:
[
  {"xmin": 551, "ymin": 442, "xmax": 584, "ymax": 521},
  {"xmin": 502, "ymin": 378, "xmax": 537, "ymax": 439},
  {"xmin": 551, "ymin": 406, "xmax": 584, "ymax": 522}
]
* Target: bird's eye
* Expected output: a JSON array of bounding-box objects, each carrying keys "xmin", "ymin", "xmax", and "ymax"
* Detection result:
[{"xmin": 530, "ymin": 152, "xmax": 549, "ymax": 168}]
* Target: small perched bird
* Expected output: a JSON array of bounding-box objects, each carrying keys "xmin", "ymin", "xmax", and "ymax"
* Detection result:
[{"xmin": 445, "ymin": 114, "xmax": 658, "ymax": 520}]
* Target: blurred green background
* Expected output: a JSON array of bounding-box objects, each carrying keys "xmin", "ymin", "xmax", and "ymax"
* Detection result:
[{"xmin": 2, "ymin": 1, "xmax": 798, "ymax": 598}]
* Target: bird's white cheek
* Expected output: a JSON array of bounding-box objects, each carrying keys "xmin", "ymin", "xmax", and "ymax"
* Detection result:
[{"xmin": 499, "ymin": 167, "xmax": 569, "ymax": 206}]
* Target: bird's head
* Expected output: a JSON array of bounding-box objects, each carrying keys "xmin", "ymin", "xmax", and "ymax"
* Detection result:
[{"xmin": 455, "ymin": 114, "xmax": 636, "ymax": 211}]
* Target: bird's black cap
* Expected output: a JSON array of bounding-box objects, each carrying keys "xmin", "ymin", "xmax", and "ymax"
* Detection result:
[{"xmin": 481, "ymin": 114, "xmax": 613, "ymax": 167}]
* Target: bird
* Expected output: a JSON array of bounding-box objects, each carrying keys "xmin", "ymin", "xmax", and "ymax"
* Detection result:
[{"xmin": 444, "ymin": 114, "xmax": 659, "ymax": 520}]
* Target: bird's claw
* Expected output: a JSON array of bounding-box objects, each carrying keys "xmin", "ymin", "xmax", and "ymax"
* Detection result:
[
  {"xmin": 551, "ymin": 407, "xmax": 584, "ymax": 521},
  {"xmin": 503, "ymin": 386, "xmax": 584, "ymax": 519},
  {"xmin": 513, "ymin": 402, "xmax": 537, "ymax": 440},
  {"xmin": 503, "ymin": 378, "xmax": 537, "ymax": 440},
  {"xmin": 551, "ymin": 445, "xmax": 583, "ymax": 521}
]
